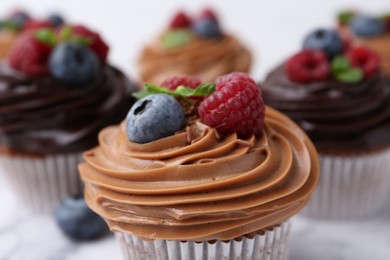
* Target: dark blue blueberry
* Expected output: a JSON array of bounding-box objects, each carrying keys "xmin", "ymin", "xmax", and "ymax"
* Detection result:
[
  {"xmin": 55, "ymin": 196, "xmax": 109, "ymax": 241},
  {"xmin": 350, "ymin": 15, "xmax": 386, "ymax": 37},
  {"xmin": 126, "ymin": 94, "xmax": 185, "ymax": 143},
  {"xmin": 303, "ymin": 28, "xmax": 343, "ymax": 57},
  {"xmin": 192, "ymin": 18, "xmax": 221, "ymax": 38},
  {"xmin": 47, "ymin": 13, "xmax": 65, "ymax": 27},
  {"xmin": 9, "ymin": 11, "xmax": 31, "ymax": 28},
  {"xmin": 49, "ymin": 43, "xmax": 99, "ymax": 86}
]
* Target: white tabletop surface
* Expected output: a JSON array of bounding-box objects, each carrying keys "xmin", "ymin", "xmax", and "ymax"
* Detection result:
[{"xmin": 1, "ymin": 0, "xmax": 390, "ymax": 259}]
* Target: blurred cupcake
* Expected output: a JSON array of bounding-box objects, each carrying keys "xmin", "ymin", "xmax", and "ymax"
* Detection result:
[
  {"xmin": 0, "ymin": 24, "xmax": 139, "ymax": 214},
  {"xmin": 262, "ymin": 27, "xmax": 390, "ymax": 220},
  {"xmin": 80, "ymin": 73, "xmax": 319, "ymax": 259},
  {"xmin": 337, "ymin": 10, "xmax": 390, "ymax": 75},
  {"xmin": 138, "ymin": 8, "xmax": 252, "ymax": 83}
]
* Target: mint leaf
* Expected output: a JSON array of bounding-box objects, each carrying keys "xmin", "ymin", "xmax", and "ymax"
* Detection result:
[
  {"xmin": 2, "ymin": 20, "xmax": 20, "ymax": 32},
  {"xmin": 335, "ymin": 68, "xmax": 363, "ymax": 84},
  {"xmin": 331, "ymin": 55, "xmax": 350, "ymax": 73},
  {"xmin": 161, "ymin": 30, "xmax": 192, "ymax": 48},
  {"xmin": 69, "ymin": 35, "xmax": 92, "ymax": 46},
  {"xmin": 337, "ymin": 10, "xmax": 355, "ymax": 25},
  {"xmin": 132, "ymin": 82, "xmax": 216, "ymax": 101},
  {"xmin": 35, "ymin": 29, "xmax": 56, "ymax": 46},
  {"xmin": 59, "ymin": 26, "xmax": 72, "ymax": 41}
]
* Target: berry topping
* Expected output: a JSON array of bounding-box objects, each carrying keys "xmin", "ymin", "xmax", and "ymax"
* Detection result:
[
  {"xmin": 49, "ymin": 42, "xmax": 100, "ymax": 86},
  {"xmin": 198, "ymin": 72, "xmax": 265, "ymax": 138},
  {"xmin": 47, "ymin": 13, "xmax": 65, "ymax": 27},
  {"xmin": 350, "ymin": 15, "xmax": 386, "ymax": 37},
  {"xmin": 285, "ymin": 50, "xmax": 330, "ymax": 83},
  {"xmin": 126, "ymin": 94, "xmax": 185, "ymax": 143},
  {"xmin": 196, "ymin": 8, "xmax": 218, "ymax": 24},
  {"xmin": 71, "ymin": 25, "xmax": 109, "ymax": 63},
  {"xmin": 303, "ymin": 28, "xmax": 343, "ymax": 57},
  {"xmin": 8, "ymin": 10, "xmax": 31, "ymax": 29},
  {"xmin": 345, "ymin": 46, "xmax": 380, "ymax": 78},
  {"xmin": 169, "ymin": 11, "xmax": 192, "ymax": 29},
  {"xmin": 55, "ymin": 196, "xmax": 109, "ymax": 241},
  {"xmin": 9, "ymin": 31, "xmax": 52, "ymax": 77},
  {"xmin": 193, "ymin": 18, "xmax": 221, "ymax": 38},
  {"xmin": 23, "ymin": 20, "xmax": 54, "ymax": 31},
  {"xmin": 161, "ymin": 75, "xmax": 202, "ymax": 90}
]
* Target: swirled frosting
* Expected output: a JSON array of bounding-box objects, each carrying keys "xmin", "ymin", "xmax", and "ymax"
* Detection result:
[
  {"xmin": 0, "ymin": 62, "xmax": 139, "ymax": 155},
  {"xmin": 80, "ymin": 106, "xmax": 319, "ymax": 241},
  {"xmin": 262, "ymin": 64, "xmax": 390, "ymax": 153},
  {"xmin": 138, "ymin": 34, "xmax": 252, "ymax": 84}
]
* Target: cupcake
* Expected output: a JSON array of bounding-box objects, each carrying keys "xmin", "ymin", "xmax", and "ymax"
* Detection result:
[
  {"xmin": 262, "ymin": 27, "xmax": 390, "ymax": 219},
  {"xmin": 337, "ymin": 10, "xmax": 390, "ymax": 75},
  {"xmin": 0, "ymin": 24, "xmax": 139, "ymax": 214},
  {"xmin": 138, "ymin": 8, "xmax": 252, "ymax": 84},
  {"xmin": 79, "ymin": 73, "xmax": 319, "ymax": 259},
  {"xmin": 0, "ymin": 10, "xmax": 65, "ymax": 59}
]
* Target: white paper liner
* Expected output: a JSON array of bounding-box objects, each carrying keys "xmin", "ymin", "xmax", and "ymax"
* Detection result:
[
  {"xmin": 301, "ymin": 149, "xmax": 390, "ymax": 220},
  {"xmin": 0, "ymin": 152, "xmax": 84, "ymax": 214},
  {"xmin": 115, "ymin": 221, "xmax": 290, "ymax": 260}
]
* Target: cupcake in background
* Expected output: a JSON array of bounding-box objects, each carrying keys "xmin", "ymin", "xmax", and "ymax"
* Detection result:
[
  {"xmin": 80, "ymin": 73, "xmax": 319, "ymax": 260},
  {"xmin": 138, "ymin": 8, "xmax": 252, "ymax": 83},
  {"xmin": 0, "ymin": 9, "xmax": 65, "ymax": 59},
  {"xmin": 0, "ymin": 23, "xmax": 139, "ymax": 214},
  {"xmin": 262, "ymin": 27, "xmax": 390, "ymax": 220},
  {"xmin": 337, "ymin": 10, "xmax": 390, "ymax": 75}
]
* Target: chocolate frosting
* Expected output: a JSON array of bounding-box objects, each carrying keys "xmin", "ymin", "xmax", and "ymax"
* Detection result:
[
  {"xmin": 262, "ymin": 64, "xmax": 390, "ymax": 153},
  {"xmin": 138, "ymin": 34, "xmax": 252, "ymax": 84},
  {"xmin": 0, "ymin": 62, "xmax": 139, "ymax": 155},
  {"xmin": 80, "ymin": 107, "xmax": 319, "ymax": 241}
]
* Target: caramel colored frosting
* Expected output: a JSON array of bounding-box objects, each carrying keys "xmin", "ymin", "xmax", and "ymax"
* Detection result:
[
  {"xmin": 80, "ymin": 106, "xmax": 319, "ymax": 241},
  {"xmin": 0, "ymin": 31, "xmax": 17, "ymax": 60},
  {"xmin": 356, "ymin": 33, "xmax": 390, "ymax": 74},
  {"xmin": 138, "ymin": 34, "xmax": 252, "ymax": 84}
]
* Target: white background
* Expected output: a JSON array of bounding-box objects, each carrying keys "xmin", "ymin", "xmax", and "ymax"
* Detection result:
[{"xmin": 1, "ymin": 0, "xmax": 390, "ymax": 260}]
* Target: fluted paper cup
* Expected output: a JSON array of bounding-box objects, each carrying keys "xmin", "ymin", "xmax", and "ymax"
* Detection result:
[
  {"xmin": 0, "ymin": 152, "xmax": 84, "ymax": 214},
  {"xmin": 301, "ymin": 149, "xmax": 390, "ymax": 220},
  {"xmin": 115, "ymin": 221, "xmax": 290, "ymax": 260}
]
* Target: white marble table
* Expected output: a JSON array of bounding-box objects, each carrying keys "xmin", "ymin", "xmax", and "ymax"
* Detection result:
[{"xmin": 1, "ymin": 174, "xmax": 390, "ymax": 260}]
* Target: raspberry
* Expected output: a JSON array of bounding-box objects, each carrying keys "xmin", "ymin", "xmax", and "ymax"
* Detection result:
[
  {"xmin": 345, "ymin": 46, "xmax": 380, "ymax": 78},
  {"xmin": 196, "ymin": 8, "xmax": 218, "ymax": 24},
  {"xmin": 285, "ymin": 50, "xmax": 330, "ymax": 83},
  {"xmin": 71, "ymin": 25, "xmax": 109, "ymax": 63},
  {"xmin": 23, "ymin": 20, "xmax": 54, "ymax": 31},
  {"xmin": 9, "ymin": 32, "xmax": 52, "ymax": 77},
  {"xmin": 160, "ymin": 75, "xmax": 201, "ymax": 90},
  {"xmin": 169, "ymin": 11, "xmax": 192, "ymax": 29},
  {"xmin": 198, "ymin": 72, "xmax": 265, "ymax": 138}
]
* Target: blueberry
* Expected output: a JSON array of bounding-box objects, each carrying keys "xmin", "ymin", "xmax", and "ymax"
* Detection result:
[
  {"xmin": 47, "ymin": 13, "xmax": 65, "ymax": 27},
  {"xmin": 303, "ymin": 28, "xmax": 343, "ymax": 57},
  {"xmin": 9, "ymin": 11, "xmax": 30, "ymax": 28},
  {"xmin": 126, "ymin": 94, "xmax": 185, "ymax": 143},
  {"xmin": 192, "ymin": 18, "xmax": 221, "ymax": 38},
  {"xmin": 350, "ymin": 15, "xmax": 386, "ymax": 37},
  {"xmin": 49, "ymin": 43, "xmax": 99, "ymax": 86},
  {"xmin": 55, "ymin": 196, "xmax": 109, "ymax": 241}
]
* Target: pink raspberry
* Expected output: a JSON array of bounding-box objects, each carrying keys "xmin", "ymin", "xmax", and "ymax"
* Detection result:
[
  {"xmin": 160, "ymin": 75, "xmax": 202, "ymax": 90},
  {"xmin": 198, "ymin": 72, "xmax": 265, "ymax": 138},
  {"xmin": 345, "ymin": 46, "xmax": 380, "ymax": 78}
]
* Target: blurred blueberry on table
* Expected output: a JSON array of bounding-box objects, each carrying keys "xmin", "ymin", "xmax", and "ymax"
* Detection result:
[
  {"xmin": 303, "ymin": 28, "xmax": 343, "ymax": 57},
  {"xmin": 126, "ymin": 93, "xmax": 185, "ymax": 143},
  {"xmin": 55, "ymin": 195, "xmax": 109, "ymax": 241},
  {"xmin": 49, "ymin": 42, "xmax": 99, "ymax": 86},
  {"xmin": 47, "ymin": 13, "xmax": 65, "ymax": 27},
  {"xmin": 350, "ymin": 15, "xmax": 386, "ymax": 37},
  {"xmin": 9, "ymin": 10, "xmax": 31, "ymax": 28},
  {"xmin": 193, "ymin": 19, "xmax": 221, "ymax": 38}
]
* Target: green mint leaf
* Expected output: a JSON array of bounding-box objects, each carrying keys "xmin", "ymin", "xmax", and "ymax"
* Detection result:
[
  {"xmin": 161, "ymin": 29, "xmax": 192, "ymax": 48},
  {"xmin": 69, "ymin": 35, "xmax": 92, "ymax": 46},
  {"xmin": 59, "ymin": 26, "xmax": 72, "ymax": 41},
  {"xmin": 175, "ymin": 83, "xmax": 216, "ymax": 97},
  {"xmin": 331, "ymin": 55, "xmax": 350, "ymax": 74},
  {"xmin": 2, "ymin": 20, "xmax": 21, "ymax": 32},
  {"xmin": 35, "ymin": 29, "xmax": 56, "ymax": 46},
  {"xmin": 132, "ymin": 91, "xmax": 150, "ymax": 99},
  {"xmin": 335, "ymin": 68, "xmax": 363, "ymax": 84},
  {"xmin": 337, "ymin": 10, "xmax": 356, "ymax": 25}
]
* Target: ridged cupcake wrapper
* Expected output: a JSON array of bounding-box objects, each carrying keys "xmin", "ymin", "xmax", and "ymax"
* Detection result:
[
  {"xmin": 0, "ymin": 153, "xmax": 84, "ymax": 214},
  {"xmin": 301, "ymin": 150, "xmax": 390, "ymax": 220},
  {"xmin": 115, "ymin": 221, "xmax": 290, "ymax": 260}
]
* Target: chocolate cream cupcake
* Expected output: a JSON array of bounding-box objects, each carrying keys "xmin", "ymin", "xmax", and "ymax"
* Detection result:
[
  {"xmin": 80, "ymin": 73, "xmax": 319, "ymax": 260},
  {"xmin": 262, "ymin": 27, "xmax": 390, "ymax": 219},
  {"xmin": 138, "ymin": 8, "xmax": 252, "ymax": 84},
  {"xmin": 0, "ymin": 24, "xmax": 138, "ymax": 214}
]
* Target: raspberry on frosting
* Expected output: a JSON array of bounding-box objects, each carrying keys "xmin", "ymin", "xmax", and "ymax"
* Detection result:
[{"xmin": 345, "ymin": 46, "xmax": 380, "ymax": 78}]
